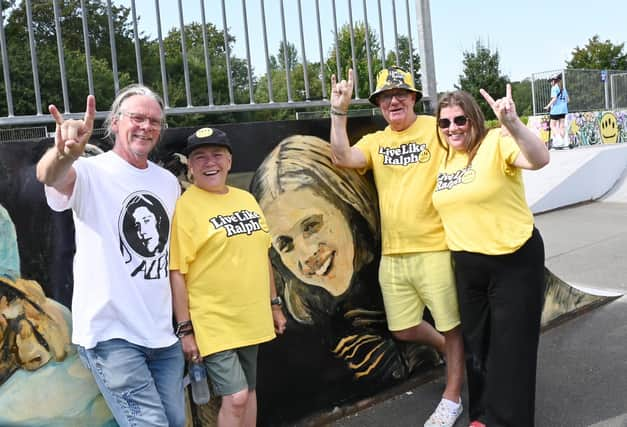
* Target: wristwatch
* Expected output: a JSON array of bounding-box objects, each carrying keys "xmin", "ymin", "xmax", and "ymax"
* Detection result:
[{"xmin": 271, "ymin": 296, "xmax": 283, "ymax": 307}]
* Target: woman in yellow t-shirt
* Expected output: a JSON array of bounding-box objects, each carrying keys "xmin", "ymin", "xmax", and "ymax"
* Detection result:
[{"xmin": 431, "ymin": 86, "xmax": 549, "ymax": 427}]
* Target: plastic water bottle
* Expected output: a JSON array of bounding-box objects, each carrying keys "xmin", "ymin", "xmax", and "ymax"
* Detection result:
[{"xmin": 189, "ymin": 361, "xmax": 210, "ymax": 405}]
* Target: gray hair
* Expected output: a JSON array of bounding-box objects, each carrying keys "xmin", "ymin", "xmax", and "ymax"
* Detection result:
[{"xmin": 103, "ymin": 84, "xmax": 165, "ymax": 140}]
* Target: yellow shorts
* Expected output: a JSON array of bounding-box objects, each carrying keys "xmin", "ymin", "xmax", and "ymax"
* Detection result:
[{"xmin": 378, "ymin": 250, "xmax": 460, "ymax": 332}]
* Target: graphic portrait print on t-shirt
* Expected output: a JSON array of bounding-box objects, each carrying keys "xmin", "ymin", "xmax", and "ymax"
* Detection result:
[
  {"xmin": 378, "ymin": 142, "xmax": 431, "ymax": 166},
  {"xmin": 210, "ymin": 209, "xmax": 263, "ymax": 237},
  {"xmin": 435, "ymin": 166, "xmax": 477, "ymax": 191},
  {"xmin": 119, "ymin": 192, "xmax": 170, "ymax": 280}
]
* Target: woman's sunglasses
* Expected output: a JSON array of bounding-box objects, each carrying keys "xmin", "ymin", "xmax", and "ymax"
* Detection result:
[{"xmin": 438, "ymin": 115, "xmax": 469, "ymax": 129}]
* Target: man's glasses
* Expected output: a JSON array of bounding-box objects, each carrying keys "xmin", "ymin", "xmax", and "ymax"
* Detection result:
[
  {"xmin": 438, "ymin": 115, "xmax": 469, "ymax": 129},
  {"xmin": 120, "ymin": 111, "xmax": 164, "ymax": 129},
  {"xmin": 378, "ymin": 91, "xmax": 410, "ymax": 105}
]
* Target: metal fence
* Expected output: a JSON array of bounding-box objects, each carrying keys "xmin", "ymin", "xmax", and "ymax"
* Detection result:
[
  {"xmin": 531, "ymin": 68, "xmax": 627, "ymax": 116},
  {"xmin": 0, "ymin": 125, "xmax": 47, "ymax": 142},
  {"xmin": 0, "ymin": 0, "xmax": 435, "ymax": 127},
  {"xmin": 610, "ymin": 73, "xmax": 627, "ymax": 110}
]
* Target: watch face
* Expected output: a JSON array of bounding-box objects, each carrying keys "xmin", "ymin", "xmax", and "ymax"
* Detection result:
[{"xmin": 271, "ymin": 296, "xmax": 282, "ymax": 306}]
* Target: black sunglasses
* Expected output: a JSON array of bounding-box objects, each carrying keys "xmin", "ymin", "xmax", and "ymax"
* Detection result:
[{"xmin": 438, "ymin": 115, "xmax": 468, "ymax": 129}]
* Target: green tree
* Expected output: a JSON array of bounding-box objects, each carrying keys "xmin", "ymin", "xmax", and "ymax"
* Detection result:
[
  {"xmin": 567, "ymin": 35, "xmax": 627, "ymax": 70},
  {"xmin": 326, "ymin": 22, "xmax": 383, "ymax": 100},
  {"xmin": 385, "ymin": 35, "xmax": 422, "ymax": 90},
  {"xmin": 511, "ymin": 79, "xmax": 533, "ymax": 117},
  {"xmin": 0, "ymin": 0, "xmax": 139, "ymax": 116},
  {"xmin": 276, "ymin": 41, "xmax": 299, "ymax": 71},
  {"xmin": 159, "ymin": 22, "xmax": 254, "ymax": 126},
  {"xmin": 457, "ymin": 40, "xmax": 509, "ymax": 120}
]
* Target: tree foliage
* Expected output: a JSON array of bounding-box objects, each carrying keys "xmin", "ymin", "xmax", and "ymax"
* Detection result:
[
  {"xmin": 326, "ymin": 22, "xmax": 383, "ymax": 100},
  {"xmin": 566, "ymin": 35, "xmax": 627, "ymax": 70},
  {"xmin": 385, "ymin": 35, "xmax": 421, "ymax": 90},
  {"xmin": 457, "ymin": 40, "xmax": 509, "ymax": 120}
]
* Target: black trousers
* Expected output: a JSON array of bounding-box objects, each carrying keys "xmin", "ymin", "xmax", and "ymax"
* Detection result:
[{"xmin": 452, "ymin": 228, "xmax": 545, "ymax": 427}]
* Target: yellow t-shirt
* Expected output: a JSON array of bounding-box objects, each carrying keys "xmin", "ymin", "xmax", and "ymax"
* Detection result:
[
  {"xmin": 355, "ymin": 115, "xmax": 447, "ymax": 255},
  {"xmin": 431, "ymin": 129, "xmax": 534, "ymax": 255},
  {"xmin": 170, "ymin": 185, "xmax": 275, "ymax": 356}
]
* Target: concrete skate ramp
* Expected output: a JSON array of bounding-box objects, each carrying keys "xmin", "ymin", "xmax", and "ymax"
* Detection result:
[
  {"xmin": 601, "ymin": 157, "xmax": 627, "ymax": 203},
  {"xmin": 524, "ymin": 144, "xmax": 627, "ymax": 213}
]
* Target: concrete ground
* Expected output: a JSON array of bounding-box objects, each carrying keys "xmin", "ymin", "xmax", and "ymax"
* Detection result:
[{"xmin": 330, "ymin": 201, "xmax": 627, "ymax": 427}]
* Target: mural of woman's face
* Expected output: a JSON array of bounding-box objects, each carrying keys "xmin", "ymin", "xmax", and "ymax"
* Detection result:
[{"xmin": 263, "ymin": 188, "xmax": 354, "ymax": 296}]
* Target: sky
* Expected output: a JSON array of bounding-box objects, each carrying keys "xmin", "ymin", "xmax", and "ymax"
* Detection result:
[{"xmin": 128, "ymin": 0, "xmax": 626, "ymax": 93}]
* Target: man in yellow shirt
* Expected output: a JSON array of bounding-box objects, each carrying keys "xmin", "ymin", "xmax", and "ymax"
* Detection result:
[
  {"xmin": 330, "ymin": 67, "xmax": 464, "ymax": 427},
  {"xmin": 170, "ymin": 128, "xmax": 286, "ymax": 427}
]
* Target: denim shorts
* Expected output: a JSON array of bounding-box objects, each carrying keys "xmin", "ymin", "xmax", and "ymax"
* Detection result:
[{"xmin": 78, "ymin": 339, "xmax": 185, "ymax": 427}]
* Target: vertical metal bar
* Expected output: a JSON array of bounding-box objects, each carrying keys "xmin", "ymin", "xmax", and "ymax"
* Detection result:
[
  {"xmin": 415, "ymin": 0, "xmax": 436, "ymax": 113},
  {"xmin": 25, "ymin": 0, "xmax": 42, "ymax": 115},
  {"xmin": 377, "ymin": 0, "xmax": 386, "ymax": 67},
  {"xmin": 404, "ymin": 0, "xmax": 415, "ymax": 78},
  {"xmin": 391, "ymin": 0, "xmax": 400, "ymax": 66},
  {"xmin": 347, "ymin": 0, "xmax": 360, "ymax": 99},
  {"xmin": 80, "ymin": 0, "xmax": 95, "ymax": 95},
  {"xmin": 221, "ymin": 0, "xmax": 235, "ymax": 104},
  {"xmin": 604, "ymin": 74, "xmax": 610, "ymax": 110},
  {"xmin": 154, "ymin": 0, "xmax": 170, "ymax": 107},
  {"xmin": 129, "ymin": 0, "xmax": 143, "ymax": 84},
  {"xmin": 297, "ymin": 0, "xmax": 310, "ymax": 100},
  {"xmin": 200, "ymin": 0, "xmax": 214, "ymax": 105},
  {"xmin": 362, "ymin": 0, "xmax": 373, "ymax": 93},
  {"xmin": 279, "ymin": 0, "xmax": 292, "ymax": 102},
  {"xmin": 260, "ymin": 0, "xmax": 273, "ymax": 102},
  {"xmin": 331, "ymin": 0, "xmax": 341, "ymax": 78},
  {"xmin": 0, "ymin": 1, "xmax": 14, "ymax": 116},
  {"xmin": 177, "ymin": 0, "xmax": 192, "ymax": 106},
  {"xmin": 241, "ymin": 0, "xmax": 255, "ymax": 103},
  {"xmin": 315, "ymin": 0, "xmax": 327, "ymax": 99},
  {"xmin": 105, "ymin": 0, "xmax": 120, "ymax": 93},
  {"xmin": 52, "ymin": 0, "xmax": 70, "ymax": 112},
  {"xmin": 531, "ymin": 74, "xmax": 537, "ymax": 116}
]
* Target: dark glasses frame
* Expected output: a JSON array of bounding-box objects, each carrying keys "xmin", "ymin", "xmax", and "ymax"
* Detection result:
[{"xmin": 438, "ymin": 115, "xmax": 469, "ymax": 129}]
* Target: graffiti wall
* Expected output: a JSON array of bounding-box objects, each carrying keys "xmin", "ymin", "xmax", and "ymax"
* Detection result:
[
  {"xmin": 527, "ymin": 109, "xmax": 627, "ymax": 148},
  {"xmin": 0, "ymin": 116, "xmax": 610, "ymax": 426}
]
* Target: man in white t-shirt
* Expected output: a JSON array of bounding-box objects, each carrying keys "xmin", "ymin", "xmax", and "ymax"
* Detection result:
[{"xmin": 36, "ymin": 85, "xmax": 185, "ymax": 427}]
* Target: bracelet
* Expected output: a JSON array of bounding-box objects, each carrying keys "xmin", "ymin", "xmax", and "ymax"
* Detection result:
[
  {"xmin": 177, "ymin": 328, "xmax": 194, "ymax": 338},
  {"xmin": 175, "ymin": 320, "xmax": 193, "ymax": 337},
  {"xmin": 330, "ymin": 107, "xmax": 348, "ymax": 116}
]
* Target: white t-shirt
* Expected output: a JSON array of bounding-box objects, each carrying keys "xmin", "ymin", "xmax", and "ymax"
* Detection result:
[{"xmin": 45, "ymin": 151, "xmax": 181, "ymax": 349}]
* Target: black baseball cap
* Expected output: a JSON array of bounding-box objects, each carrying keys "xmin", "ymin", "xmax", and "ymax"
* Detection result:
[{"xmin": 183, "ymin": 127, "xmax": 232, "ymax": 156}]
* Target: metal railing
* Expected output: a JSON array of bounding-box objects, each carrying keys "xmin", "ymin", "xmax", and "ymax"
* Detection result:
[
  {"xmin": 610, "ymin": 73, "xmax": 627, "ymax": 110},
  {"xmin": 531, "ymin": 68, "xmax": 627, "ymax": 115},
  {"xmin": 0, "ymin": 0, "xmax": 435, "ymax": 127}
]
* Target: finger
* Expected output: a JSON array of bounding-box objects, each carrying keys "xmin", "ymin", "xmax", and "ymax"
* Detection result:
[
  {"xmin": 66, "ymin": 123, "xmax": 78, "ymax": 141},
  {"xmin": 331, "ymin": 73, "xmax": 337, "ymax": 87},
  {"xmin": 83, "ymin": 95, "xmax": 96, "ymax": 131},
  {"xmin": 479, "ymin": 88, "xmax": 496, "ymax": 107},
  {"xmin": 55, "ymin": 125, "xmax": 65, "ymax": 152},
  {"xmin": 506, "ymin": 83, "xmax": 513, "ymax": 100},
  {"xmin": 347, "ymin": 68, "xmax": 354, "ymax": 87},
  {"xmin": 49, "ymin": 104, "xmax": 64, "ymax": 125}
]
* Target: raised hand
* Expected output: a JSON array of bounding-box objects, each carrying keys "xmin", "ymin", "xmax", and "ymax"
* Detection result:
[
  {"xmin": 330, "ymin": 68, "xmax": 354, "ymax": 113},
  {"xmin": 479, "ymin": 84, "xmax": 519, "ymax": 127},
  {"xmin": 49, "ymin": 95, "xmax": 96, "ymax": 159}
]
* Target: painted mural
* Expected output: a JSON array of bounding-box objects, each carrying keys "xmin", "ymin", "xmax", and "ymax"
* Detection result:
[
  {"xmin": 0, "ymin": 116, "xmax": 613, "ymax": 427},
  {"xmin": 527, "ymin": 109, "xmax": 627, "ymax": 148}
]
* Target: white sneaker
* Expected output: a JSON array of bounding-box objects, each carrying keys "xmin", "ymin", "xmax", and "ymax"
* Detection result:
[{"xmin": 424, "ymin": 398, "xmax": 463, "ymax": 427}]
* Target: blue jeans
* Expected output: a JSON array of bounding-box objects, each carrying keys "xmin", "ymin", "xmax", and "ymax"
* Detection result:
[{"xmin": 78, "ymin": 339, "xmax": 185, "ymax": 427}]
